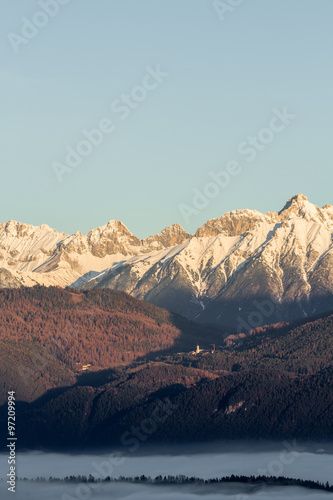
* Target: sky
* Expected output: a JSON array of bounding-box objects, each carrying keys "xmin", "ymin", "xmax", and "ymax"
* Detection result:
[{"xmin": 1, "ymin": 0, "xmax": 332, "ymax": 238}]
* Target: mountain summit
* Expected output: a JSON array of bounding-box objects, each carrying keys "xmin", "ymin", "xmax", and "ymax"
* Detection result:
[{"xmin": 1, "ymin": 195, "xmax": 332, "ymax": 328}]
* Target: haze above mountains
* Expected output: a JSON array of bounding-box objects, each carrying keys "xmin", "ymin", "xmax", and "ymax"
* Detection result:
[{"xmin": 1, "ymin": 194, "xmax": 333, "ymax": 329}]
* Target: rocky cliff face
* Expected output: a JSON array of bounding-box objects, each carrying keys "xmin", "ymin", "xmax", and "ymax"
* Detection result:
[
  {"xmin": 1, "ymin": 195, "xmax": 333, "ymax": 329},
  {"xmin": 0, "ymin": 268, "xmax": 22, "ymax": 288}
]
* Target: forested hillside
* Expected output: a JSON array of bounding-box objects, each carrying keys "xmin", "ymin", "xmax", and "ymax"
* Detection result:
[
  {"xmin": 1, "ymin": 287, "xmax": 333, "ymax": 449},
  {"xmin": 185, "ymin": 312, "xmax": 333, "ymax": 375},
  {"xmin": 0, "ymin": 286, "xmax": 225, "ymax": 403},
  {"xmin": 10, "ymin": 366, "xmax": 333, "ymax": 449}
]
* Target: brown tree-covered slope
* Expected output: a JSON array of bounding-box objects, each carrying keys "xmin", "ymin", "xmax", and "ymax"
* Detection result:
[
  {"xmin": 0, "ymin": 286, "xmax": 225, "ymax": 403},
  {"xmin": 3, "ymin": 308, "xmax": 333, "ymax": 449}
]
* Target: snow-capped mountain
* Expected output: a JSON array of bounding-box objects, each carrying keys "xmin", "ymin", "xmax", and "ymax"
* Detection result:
[{"xmin": 1, "ymin": 194, "xmax": 333, "ymax": 329}]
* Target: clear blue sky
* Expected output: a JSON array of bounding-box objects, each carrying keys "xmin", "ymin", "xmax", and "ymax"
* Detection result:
[{"xmin": 1, "ymin": 0, "xmax": 332, "ymax": 237}]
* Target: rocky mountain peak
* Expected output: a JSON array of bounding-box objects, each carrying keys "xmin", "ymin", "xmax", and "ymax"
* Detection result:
[
  {"xmin": 4, "ymin": 220, "xmax": 29, "ymax": 237},
  {"xmin": 277, "ymin": 193, "xmax": 333, "ymax": 227},
  {"xmin": 144, "ymin": 223, "xmax": 191, "ymax": 248},
  {"xmin": 194, "ymin": 194, "xmax": 333, "ymax": 238},
  {"xmin": 88, "ymin": 220, "xmax": 133, "ymax": 238},
  {"xmin": 279, "ymin": 193, "xmax": 309, "ymax": 214},
  {"xmin": 2, "ymin": 220, "xmax": 61, "ymax": 238},
  {"xmin": 70, "ymin": 220, "xmax": 140, "ymax": 257},
  {"xmin": 195, "ymin": 209, "xmax": 272, "ymax": 238}
]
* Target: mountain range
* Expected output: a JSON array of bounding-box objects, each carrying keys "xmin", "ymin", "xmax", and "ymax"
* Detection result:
[{"xmin": 1, "ymin": 194, "xmax": 333, "ymax": 329}]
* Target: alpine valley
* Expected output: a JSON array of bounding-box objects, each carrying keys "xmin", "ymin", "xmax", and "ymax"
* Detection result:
[
  {"xmin": 1, "ymin": 192, "xmax": 333, "ymax": 449},
  {"xmin": 1, "ymin": 194, "xmax": 333, "ymax": 329}
]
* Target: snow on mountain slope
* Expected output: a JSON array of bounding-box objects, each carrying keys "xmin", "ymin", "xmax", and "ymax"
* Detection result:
[
  {"xmin": 1, "ymin": 195, "xmax": 333, "ymax": 329},
  {"xmin": 0, "ymin": 221, "xmax": 68, "ymax": 271}
]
